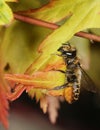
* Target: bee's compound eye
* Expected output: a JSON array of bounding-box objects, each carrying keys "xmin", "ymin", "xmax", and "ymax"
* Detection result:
[
  {"xmin": 64, "ymin": 51, "xmax": 76, "ymax": 58},
  {"xmin": 66, "ymin": 52, "xmax": 72, "ymax": 56}
]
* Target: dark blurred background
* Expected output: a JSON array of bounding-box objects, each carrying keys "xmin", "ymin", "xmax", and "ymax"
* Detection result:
[{"xmin": 6, "ymin": 90, "xmax": 100, "ymax": 130}]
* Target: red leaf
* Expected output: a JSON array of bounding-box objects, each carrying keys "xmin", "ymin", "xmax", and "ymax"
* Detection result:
[{"xmin": 0, "ymin": 77, "xmax": 9, "ymax": 129}]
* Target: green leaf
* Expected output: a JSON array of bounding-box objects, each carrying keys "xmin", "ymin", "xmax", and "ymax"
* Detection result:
[
  {"xmin": 27, "ymin": 0, "xmax": 100, "ymax": 26},
  {"xmin": 5, "ymin": 0, "xmax": 17, "ymax": 2},
  {"xmin": 89, "ymin": 28, "xmax": 100, "ymax": 36},
  {"xmin": 8, "ymin": 0, "xmax": 41, "ymax": 12},
  {"xmin": 0, "ymin": 1, "xmax": 13, "ymax": 25},
  {"xmin": 25, "ymin": 0, "xmax": 100, "ymax": 73},
  {"xmin": 28, "ymin": 0, "xmax": 74, "ymax": 23},
  {"xmin": 1, "ymin": 21, "xmax": 52, "ymax": 73}
]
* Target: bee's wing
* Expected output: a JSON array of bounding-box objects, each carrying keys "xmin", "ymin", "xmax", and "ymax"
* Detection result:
[{"xmin": 80, "ymin": 66, "xmax": 97, "ymax": 93}]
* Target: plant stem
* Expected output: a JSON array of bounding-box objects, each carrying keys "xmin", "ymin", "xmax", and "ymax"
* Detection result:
[
  {"xmin": 75, "ymin": 31, "xmax": 100, "ymax": 42},
  {"xmin": 14, "ymin": 13, "xmax": 58, "ymax": 29},
  {"xmin": 14, "ymin": 13, "xmax": 100, "ymax": 42}
]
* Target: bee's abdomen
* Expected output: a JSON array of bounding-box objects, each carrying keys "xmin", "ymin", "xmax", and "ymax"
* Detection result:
[
  {"xmin": 73, "ymin": 83, "xmax": 80, "ymax": 101},
  {"xmin": 66, "ymin": 62, "xmax": 81, "ymax": 102},
  {"xmin": 64, "ymin": 83, "xmax": 80, "ymax": 103}
]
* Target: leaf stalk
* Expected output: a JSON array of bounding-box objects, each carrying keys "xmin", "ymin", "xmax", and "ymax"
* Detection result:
[{"xmin": 14, "ymin": 13, "xmax": 100, "ymax": 42}]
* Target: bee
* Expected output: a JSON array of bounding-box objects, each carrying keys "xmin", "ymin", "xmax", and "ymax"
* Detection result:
[{"xmin": 49, "ymin": 43, "xmax": 96, "ymax": 104}]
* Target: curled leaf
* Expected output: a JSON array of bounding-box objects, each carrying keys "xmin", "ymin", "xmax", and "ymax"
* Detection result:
[
  {"xmin": 5, "ymin": 70, "xmax": 65, "ymax": 101},
  {"xmin": 5, "ymin": 71, "xmax": 65, "ymax": 89}
]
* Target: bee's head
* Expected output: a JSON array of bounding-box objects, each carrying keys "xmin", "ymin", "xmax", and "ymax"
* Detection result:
[{"xmin": 58, "ymin": 43, "xmax": 76, "ymax": 58}]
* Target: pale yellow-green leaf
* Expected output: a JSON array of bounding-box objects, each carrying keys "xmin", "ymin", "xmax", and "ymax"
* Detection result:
[
  {"xmin": 5, "ymin": 0, "xmax": 17, "ymax": 2},
  {"xmin": 0, "ymin": 1, "xmax": 13, "ymax": 25},
  {"xmin": 0, "ymin": 21, "xmax": 52, "ymax": 73},
  {"xmin": 89, "ymin": 28, "xmax": 100, "ymax": 36},
  {"xmin": 28, "ymin": 0, "xmax": 74, "ymax": 23},
  {"xmin": 25, "ymin": 0, "xmax": 100, "ymax": 73},
  {"xmin": 8, "ymin": 0, "xmax": 41, "ymax": 12},
  {"xmin": 28, "ymin": 0, "xmax": 100, "ymax": 27}
]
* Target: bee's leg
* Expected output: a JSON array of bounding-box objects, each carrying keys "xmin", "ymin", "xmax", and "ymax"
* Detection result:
[
  {"xmin": 50, "ymin": 68, "xmax": 65, "ymax": 73},
  {"xmin": 54, "ymin": 69, "xmax": 65, "ymax": 73}
]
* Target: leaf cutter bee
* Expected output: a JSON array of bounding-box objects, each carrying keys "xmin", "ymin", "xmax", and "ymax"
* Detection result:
[{"xmin": 50, "ymin": 43, "xmax": 96, "ymax": 104}]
